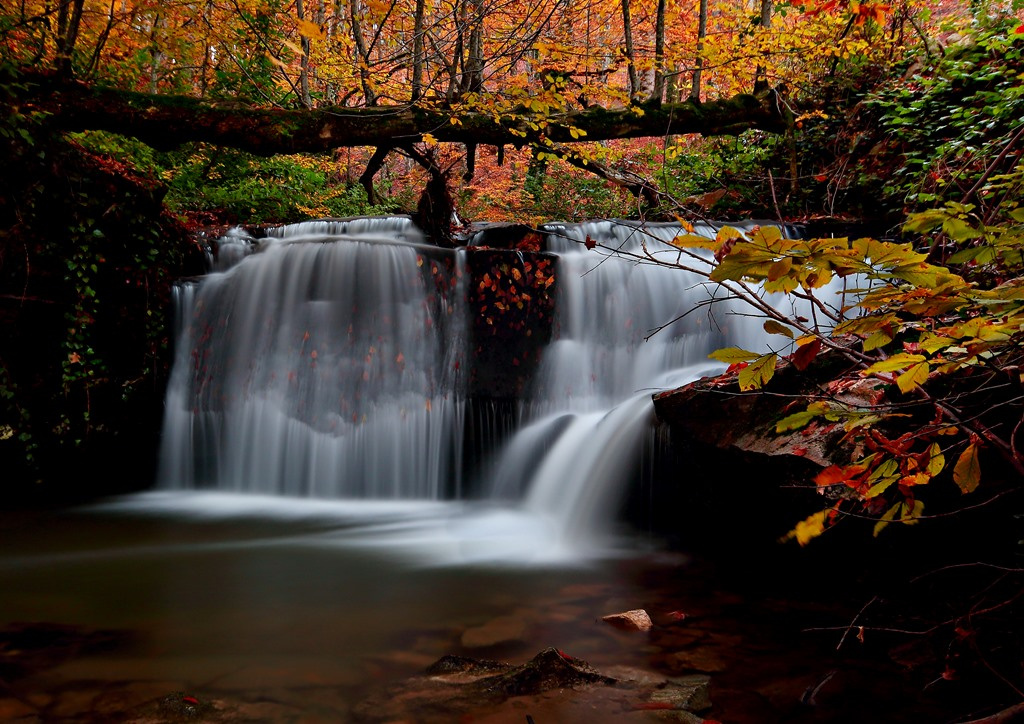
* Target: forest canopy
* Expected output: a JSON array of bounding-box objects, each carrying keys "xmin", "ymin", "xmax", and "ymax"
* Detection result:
[{"xmin": 0, "ymin": 0, "xmax": 971, "ymax": 220}]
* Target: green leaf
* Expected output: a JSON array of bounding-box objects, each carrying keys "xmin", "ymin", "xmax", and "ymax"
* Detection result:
[
  {"xmin": 866, "ymin": 475, "xmax": 899, "ymax": 499},
  {"xmin": 873, "ymin": 501, "xmax": 901, "ymax": 537},
  {"xmin": 899, "ymin": 499, "xmax": 925, "ymax": 525},
  {"xmin": 942, "ymin": 216, "xmax": 983, "ymax": 241}
]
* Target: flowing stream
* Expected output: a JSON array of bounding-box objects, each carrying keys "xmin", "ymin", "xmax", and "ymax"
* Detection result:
[{"xmin": 0, "ymin": 216, "xmax": 854, "ymax": 721}]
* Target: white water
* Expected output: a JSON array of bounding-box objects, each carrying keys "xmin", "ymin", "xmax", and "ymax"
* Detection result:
[
  {"xmin": 158, "ymin": 217, "xmax": 814, "ymax": 561},
  {"xmin": 160, "ymin": 220, "xmax": 467, "ymax": 498}
]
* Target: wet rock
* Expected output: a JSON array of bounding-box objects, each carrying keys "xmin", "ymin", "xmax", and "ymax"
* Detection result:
[
  {"xmin": 352, "ymin": 648, "xmax": 713, "ymax": 723},
  {"xmin": 475, "ymin": 647, "xmax": 614, "ymax": 696},
  {"xmin": 646, "ymin": 675, "xmax": 713, "ymax": 711},
  {"xmin": 425, "ymin": 654, "xmax": 508, "ymax": 677},
  {"xmin": 157, "ymin": 692, "xmax": 216, "ymax": 720},
  {"xmin": 602, "ymin": 609, "xmax": 654, "ymax": 632}
]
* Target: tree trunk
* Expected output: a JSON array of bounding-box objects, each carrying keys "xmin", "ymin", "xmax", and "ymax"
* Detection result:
[
  {"xmin": 297, "ymin": 0, "xmax": 313, "ymax": 108},
  {"xmin": 349, "ymin": 0, "xmax": 378, "ymax": 105},
  {"xmin": 690, "ymin": 0, "xmax": 708, "ymax": 101},
  {"xmin": 54, "ymin": 0, "xmax": 85, "ymax": 76},
  {"xmin": 461, "ymin": 0, "xmax": 484, "ymax": 95},
  {"xmin": 411, "ymin": 0, "xmax": 427, "ymax": 101},
  {"xmin": 621, "ymin": 0, "xmax": 640, "ymax": 100},
  {"xmin": 755, "ymin": 0, "xmax": 772, "ymax": 90},
  {"xmin": 651, "ymin": 0, "xmax": 666, "ymax": 105}
]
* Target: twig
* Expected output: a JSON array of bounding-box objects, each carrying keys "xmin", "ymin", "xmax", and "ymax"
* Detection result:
[{"xmin": 836, "ymin": 595, "xmax": 878, "ymax": 650}]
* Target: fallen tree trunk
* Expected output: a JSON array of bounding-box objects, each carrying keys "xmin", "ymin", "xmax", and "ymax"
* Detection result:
[{"xmin": 24, "ymin": 72, "xmax": 788, "ymax": 155}]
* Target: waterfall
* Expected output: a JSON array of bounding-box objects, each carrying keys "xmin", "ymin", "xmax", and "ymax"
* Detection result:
[
  {"xmin": 159, "ymin": 217, "xmax": 810, "ymax": 551},
  {"xmin": 160, "ymin": 219, "xmax": 467, "ymax": 497},
  {"xmin": 486, "ymin": 220, "xmax": 777, "ymax": 547}
]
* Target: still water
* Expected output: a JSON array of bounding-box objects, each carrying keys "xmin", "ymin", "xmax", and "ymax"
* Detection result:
[{"xmin": 0, "ymin": 494, "xmax": 688, "ymax": 720}]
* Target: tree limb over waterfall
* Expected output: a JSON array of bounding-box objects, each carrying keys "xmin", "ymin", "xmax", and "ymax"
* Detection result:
[{"xmin": 28, "ymin": 74, "xmax": 789, "ymax": 155}]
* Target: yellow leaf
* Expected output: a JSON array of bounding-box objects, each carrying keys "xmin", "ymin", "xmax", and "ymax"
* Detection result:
[
  {"xmin": 295, "ymin": 17, "xmax": 325, "ymax": 41},
  {"xmin": 896, "ymin": 360, "xmax": 930, "ymax": 393},
  {"xmin": 953, "ymin": 442, "xmax": 981, "ymax": 494},
  {"xmin": 738, "ymin": 353, "xmax": 777, "ymax": 391},
  {"xmin": 763, "ymin": 320, "xmax": 794, "ymax": 338},
  {"xmin": 863, "ymin": 328, "xmax": 894, "ymax": 352},
  {"xmin": 708, "ymin": 347, "xmax": 760, "ymax": 364},
  {"xmin": 782, "ymin": 509, "xmax": 829, "ymax": 546},
  {"xmin": 421, "ymin": 133, "xmax": 438, "ymax": 147},
  {"xmin": 265, "ymin": 52, "xmax": 290, "ymax": 69},
  {"xmin": 863, "ymin": 353, "xmax": 927, "ymax": 375},
  {"xmin": 926, "ymin": 443, "xmax": 945, "ymax": 477},
  {"xmin": 767, "ymin": 256, "xmax": 793, "ymax": 282}
]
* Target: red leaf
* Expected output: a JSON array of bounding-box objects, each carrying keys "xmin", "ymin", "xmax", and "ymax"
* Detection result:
[
  {"xmin": 584, "ymin": 235, "xmax": 596, "ymax": 250},
  {"xmin": 791, "ymin": 338, "xmax": 822, "ymax": 371},
  {"xmin": 182, "ymin": 696, "xmax": 199, "ymax": 705}
]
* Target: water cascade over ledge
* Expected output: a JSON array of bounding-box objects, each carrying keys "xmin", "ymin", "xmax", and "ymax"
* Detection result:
[{"xmin": 159, "ymin": 217, "xmax": 804, "ymax": 554}]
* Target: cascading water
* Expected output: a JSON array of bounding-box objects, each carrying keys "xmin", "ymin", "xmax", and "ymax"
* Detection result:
[
  {"xmin": 159, "ymin": 218, "xmax": 467, "ymax": 498},
  {"xmin": 486, "ymin": 220, "xmax": 787, "ymax": 549},
  {"xmin": 159, "ymin": 216, "xmax": 810, "ymax": 557}
]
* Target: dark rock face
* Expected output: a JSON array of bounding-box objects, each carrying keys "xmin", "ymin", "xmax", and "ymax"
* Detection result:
[{"xmin": 647, "ymin": 357, "xmax": 860, "ymax": 555}]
